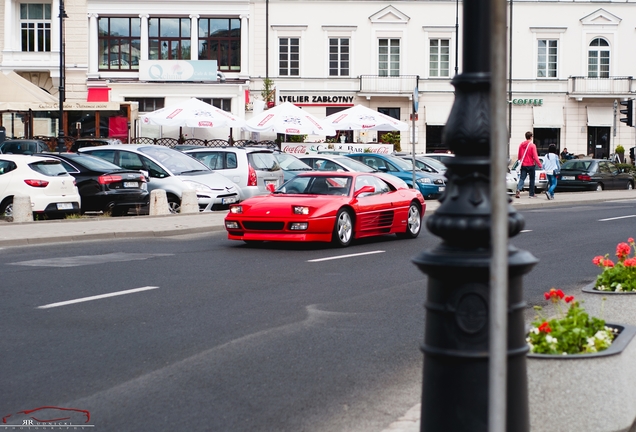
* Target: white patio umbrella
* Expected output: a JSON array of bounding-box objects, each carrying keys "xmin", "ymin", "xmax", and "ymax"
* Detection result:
[
  {"xmin": 324, "ymin": 104, "xmax": 409, "ymax": 131},
  {"xmin": 244, "ymin": 101, "xmax": 336, "ymax": 136},
  {"xmin": 140, "ymin": 98, "xmax": 246, "ymax": 129}
]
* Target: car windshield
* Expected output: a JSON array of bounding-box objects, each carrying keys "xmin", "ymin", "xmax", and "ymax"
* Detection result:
[
  {"xmin": 139, "ymin": 146, "xmax": 209, "ymax": 174},
  {"xmin": 385, "ymin": 154, "xmax": 420, "ymax": 171},
  {"xmin": 29, "ymin": 160, "xmax": 69, "ymax": 176},
  {"xmin": 274, "ymin": 153, "xmax": 312, "ymax": 171},
  {"xmin": 68, "ymin": 154, "xmax": 123, "ymax": 171},
  {"xmin": 247, "ymin": 152, "xmax": 280, "ymax": 171},
  {"xmin": 277, "ymin": 175, "xmax": 352, "ymax": 195},
  {"xmin": 334, "ymin": 157, "xmax": 376, "ymax": 172},
  {"xmin": 562, "ymin": 160, "xmax": 593, "ymax": 171},
  {"xmin": 418, "ymin": 157, "xmax": 447, "ymax": 172}
]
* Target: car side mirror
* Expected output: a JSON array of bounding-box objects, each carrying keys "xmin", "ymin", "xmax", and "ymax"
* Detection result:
[{"xmin": 354, "ymin": 185, "xmax": 375, "ymax": 198}]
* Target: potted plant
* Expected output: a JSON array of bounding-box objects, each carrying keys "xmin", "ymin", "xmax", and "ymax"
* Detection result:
[
  {"xmin": 616, "ymin": 144, "xmax": 625, "ymax": 163},
  {"xmin": 261, "ymin": 77, "xmax": 275, "ymax": 108},
  {"xmin": 526, "ymin": 288, "xmax": 636, "ymax": 432}
]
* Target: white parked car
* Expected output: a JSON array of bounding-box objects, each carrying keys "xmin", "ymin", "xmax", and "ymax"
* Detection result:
[
  {"xmin": 0, "ymin": 154, "xmax": 81, "ymax": 219},
  {"xmin": 182, "ymin": 146, "xmax": 284, "ymax": 199},
  {"xmin": 79, "ymin": 144, "xmax": 240, "ymax": 213},
  {"xmin": 511, "ymin": 155, "xmax": 548, "ymax": 192}
]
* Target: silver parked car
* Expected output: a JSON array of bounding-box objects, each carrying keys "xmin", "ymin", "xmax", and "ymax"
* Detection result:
[
  {"xmin": 79, "ymin": 144, "xmax": 240, "ymax": 213},
  {"xmin": 511, "ymin": 155, "xmax": 548, "ymax": 192},
  {"xmin": 183, "ymin": 147, "xmax": 284, "ymax": 199}
]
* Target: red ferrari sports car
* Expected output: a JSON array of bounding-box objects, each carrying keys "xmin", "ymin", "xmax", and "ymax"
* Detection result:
[{"xmin": 224, "ymin": 172, "xmax": 425, "ymax": 247}]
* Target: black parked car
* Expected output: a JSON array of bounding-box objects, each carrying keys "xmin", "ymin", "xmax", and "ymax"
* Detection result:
[
  {"xmin": 0, "ymin": 139, "xmax": 49, "ymax": 155},
  {"xmin": 36, "ymin": 153, "xmax": 149, "ymax": 215},
  {"xmin": 556, "ymin": 159, "xmax": 635, "ymax": 192}
]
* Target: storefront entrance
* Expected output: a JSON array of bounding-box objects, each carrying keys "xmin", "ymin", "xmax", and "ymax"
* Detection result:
[
  {"xmin": 587, "ymin": 127, "xmax": 611, "ymax": 159},
  {"xmin": 377, "ymin": 107, "xmax": 400, "ymax": 143}
]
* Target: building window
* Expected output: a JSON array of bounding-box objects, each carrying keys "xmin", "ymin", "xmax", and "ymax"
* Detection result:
[
  {"xmin": 329, "ymin": 38, "xmax": 349, "ymax": 77},
  {"xmin": 537, "ymin": 39, "xmax": 557, "ymax": 78},
  {"xmin": 533, "ymin": 128, "xmax": 560, "ymax": 156},
  {"xmin": 124, "ymin": 97, "xmax": 165, "ymax": 112},
  {"xmin": 588, "ymin": 38, "xmax": 609, "ymax": 79},
  {"xmin": 279, "ymin": 38, "xmax": 299, "ymax": 76},
  {"xmin": 20, "ymin": 3, "xmax": 51, "ymax": 52},
  {"xmin": 426, "ymin": 126, "xmax": 446, "ymax": 152},
  {"xmin": 379, "ymin": 39, "xmax": 400, "ymax": 77},
  {"xmin": 98, "ymin": 17, "xmax": 141, "ymax": 70},
  {"xmin": 149, "ymin": 18, "xmax": 191, "ymax": 60},
  {"xmin": 429, "ymin": 39, "xmax": 449, "ymax": 77},
  {"xmin": 198, "ymin": 18, "xmax": 241, "ymax": 71},
  {"xmin": 198, "ymin": 98, "xmax": 232, "ymax": 111}
]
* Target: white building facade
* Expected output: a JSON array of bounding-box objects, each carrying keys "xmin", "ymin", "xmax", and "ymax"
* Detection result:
[{"xmin": 1, "ymin": 0, "xmax": 635, "ymax": 158}]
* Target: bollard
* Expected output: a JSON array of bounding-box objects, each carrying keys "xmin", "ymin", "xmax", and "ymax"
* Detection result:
[
  {"xmin": 149, "ymin": 189, "xmax": 170, "ymax": 215},
  {"xmin": 11, "ymin": 195, "xmax": 33, "ymax": 223},
  {"xmin": 180, "ymin": 190, "xmax": 199, "ymax": 214}
]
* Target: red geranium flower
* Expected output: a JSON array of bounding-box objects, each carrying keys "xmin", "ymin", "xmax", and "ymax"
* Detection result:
[
  {"xmin": 592, "ymin": 256, "xmax": 604, "ymax": 266},
  {"xmin": 603, "ymin": 259, "xmax": 615, "ymax": 268},
  {"xmin": 565, "ymin": 295, "xmax": 574, "ymax": 303},
  {"xmin": 538, "ymin": 322, "xmax": 552, "ymax": 333},
  {"xmin": 616, "ymin": 243, "xmax": 631, "ymax": 260}
]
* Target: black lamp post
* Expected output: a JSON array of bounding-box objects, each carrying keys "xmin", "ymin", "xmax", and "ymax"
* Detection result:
[
  {"xmin": 57, "ymin": 0, "xmax": 67, "ymax": 153},
  {"xmin": 412, "ymin": 0, "xmax": 536, "ymax": 430}
]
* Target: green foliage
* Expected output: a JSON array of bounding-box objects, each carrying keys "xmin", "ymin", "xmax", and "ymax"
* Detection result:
[
  {"xmin": 593, "ymin": 238, "xmax": 636, "ymax": 292},
  {"xmin": 527, "ymin": 290, "xmax": 616, "ymax": 355},
  {"xmin": 616, "ymin": 163, "xmax": 636, "ymax": 174},
  {"xmin": 288, "ymin": 134, "xmax": 307, "ymax": 143},
  {"xmin": 261, "ymin": 78, "xmax": 275, "ymax": 102},
  {"xmin": 616, "ymin": 144, "xmax": 625, "ymax": 154},
  {"xmin": 380, "ymin": 132, "xmax": 401, "ymax": 152}
]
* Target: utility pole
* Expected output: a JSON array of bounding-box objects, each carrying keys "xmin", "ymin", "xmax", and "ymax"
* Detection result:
[{"xmin": 57, "ymin": 0, "xmax": 67, "ymax": 153}]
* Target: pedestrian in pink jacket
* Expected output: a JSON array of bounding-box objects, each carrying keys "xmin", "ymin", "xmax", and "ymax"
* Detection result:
[{"xmin": 516, "ymin": 131, "xmax": 543, "ymax": 198}]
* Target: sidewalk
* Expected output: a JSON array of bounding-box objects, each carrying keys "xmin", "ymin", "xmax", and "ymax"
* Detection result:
[{"xmin": 1, "ymin": 190, "xmax": 635, "ymax": 248}]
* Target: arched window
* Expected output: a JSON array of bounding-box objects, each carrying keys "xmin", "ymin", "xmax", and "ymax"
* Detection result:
[{"xmin": 588, "ymin": 38, "xmax": 609, "ymax": 78}]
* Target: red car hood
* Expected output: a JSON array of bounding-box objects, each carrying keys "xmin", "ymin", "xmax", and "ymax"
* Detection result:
[{"xmin": 233, "ymin": 194, "xmax": 348, "ymax": 216}]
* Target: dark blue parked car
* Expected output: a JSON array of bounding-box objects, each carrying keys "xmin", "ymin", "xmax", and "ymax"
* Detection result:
[{"xmin": 345, "ymin": 153, "xmax": 446, "ymax": 199}]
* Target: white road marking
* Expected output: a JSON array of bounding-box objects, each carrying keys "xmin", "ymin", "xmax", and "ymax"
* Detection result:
[
  {"xmin": 599, "ymin": 215, "xmax": 636, "ymax": 222},
  {"xmin": 308, "ymin": 250, "xmax": 385, "ymax": 262},
  {"xmin": 11, "ymin": 252, "xmax": 173, "ymax": 268},
  {"xmin": 37, "ymin": 286, "xmax": 159, "ymax": 309},
  {"xmin": 520, "ymin": 230, "xmax": 532, "ymax": 233}
]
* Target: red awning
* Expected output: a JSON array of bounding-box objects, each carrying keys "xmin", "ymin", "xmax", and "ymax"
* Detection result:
[{"xmin": 87, "ymin": 87, "xmax": 111, "ymax": 102}]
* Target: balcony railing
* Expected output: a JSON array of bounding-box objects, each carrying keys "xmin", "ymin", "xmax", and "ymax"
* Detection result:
[
  {"xmin": 359, "ymin": 75, "xmax": 419, "ymax": 94},
  {"xmin": 569, "ymin": 76, "xmax": 633, "ymax": 95}
]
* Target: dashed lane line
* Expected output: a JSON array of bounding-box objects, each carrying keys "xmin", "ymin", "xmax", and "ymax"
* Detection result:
[
  {"xmin": 37, "ymin": 286, "xmax": 160, "ymax": 309},
  {"xmin": 307, "ymin": 250, "xmax": 385, "ymax": 263}
]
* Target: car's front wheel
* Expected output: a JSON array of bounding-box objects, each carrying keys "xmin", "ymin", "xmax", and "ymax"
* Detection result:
[
  {"xmin": 332, "ymin": 208, "xmax": 353, "ymax": 247},
  {"xmin": 167, "ymin": 195, "xmax": 181, "ymax": 214},
  {"xmin": 397, "ymin": 202, "xmax": 422, "ymax": 239}
]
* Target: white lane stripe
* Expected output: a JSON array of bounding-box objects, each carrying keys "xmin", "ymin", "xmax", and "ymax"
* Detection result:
[
  {"xmin": 599, "ymin": 215, "xmax": 636, "ymax": 222},
  {"xmin": 520, "ymin": 230, "xmax": 532, "ymax": 233},
  {"xmin": 37, "ymin": 286, "xmax": 159, "ymax": 309},
  {"xmin": 308, "ymin": 250, "xmax": 385, "ymax": 262}
]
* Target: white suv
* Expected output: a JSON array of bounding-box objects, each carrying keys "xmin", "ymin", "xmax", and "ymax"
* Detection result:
[{"xmin": 183, "ymin": 147, "xmax": 284, "ymax": 199}]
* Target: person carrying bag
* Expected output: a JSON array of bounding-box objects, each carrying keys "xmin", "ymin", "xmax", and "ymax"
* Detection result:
[
  {"xmin": 543, "ymin": 144, "xmax": 561, "ymax": 200},
  {"xmin": 516, "ymin": 131, "xmax": 543, "ymax": 198}
]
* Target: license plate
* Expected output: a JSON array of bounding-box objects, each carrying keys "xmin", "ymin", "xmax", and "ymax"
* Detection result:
[
  {"xmin": 123, "ymin": 181, "xmax": 139, "ymax": 188},
  {"xmin": 57, "ymin": 203, "xmax": 73, "ymax": 210},
  {"xmin": 562, "ymin": 176, "xmax": 575, "ymax": 180},
  {"xmin": 265, "ymin": 180, "xmax": 277, "ymax": 186},
  {"xmin": 222, "ymin": 197, "xmax": 238, "ymax": 204},
  {"xmin": 438, "ymin": 187, "xmax": 445, "ymax": 192}
]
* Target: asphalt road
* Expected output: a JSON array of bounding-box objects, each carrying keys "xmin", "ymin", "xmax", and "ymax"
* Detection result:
[{"xmin": 1, "ymin": 200, "xmax": 635, "ymax": 431}]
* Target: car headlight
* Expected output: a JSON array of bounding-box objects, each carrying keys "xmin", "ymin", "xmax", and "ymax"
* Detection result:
[
  {"xmin": 416, "ymin": 177, "xmax": 432, "ymax": 184},
  {"xmin": 183, "ymin": 180, "xmax": 213, "ymax": 193},
  {"xmin": 225, "ymin": 221, "xmax": 240, "ymax": 229},
  {"xmin": 230, "ymin": 206, "xmax": 243, "ymax": 214},
  {"xmin": 293, "ymin": 206, "xmax": 310, "ymax": 215}
]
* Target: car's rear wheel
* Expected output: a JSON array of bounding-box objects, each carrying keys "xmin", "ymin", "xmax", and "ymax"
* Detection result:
[
  {"xmin": 167, "ymin": 195, "xmax": 181, "ymax": 214},
  {"xmin": 0, "ymin": 197, "xmax": 13, "ymax": 219},
  {"xmin": 595, "ymin": 183, "xmax": 603, "ymax": 192},
  {"xmin": 397, "ymin": 202, "xmax": 422, "ymax": 239},
  {"xmin": 626, "ymin": 181, "xmax": 633, "ymax": 190},
  {"xmin": 332, "ymin": 208, "xmax": 353, "ymax": 247}
]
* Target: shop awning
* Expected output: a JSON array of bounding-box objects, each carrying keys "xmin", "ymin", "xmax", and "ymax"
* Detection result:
[
  {"xmin": 587, "ymin": 106, "xmax": 613, "ymax": 126},
  {"xmin": 533, "ymin": 106, "xmax": 564, "ymax": 128},
  {"xmin": 425, "ymin": 104, "xmax": 452, "ymax": 125},
  {"xmin": 0, "ymin": 71, "xmax": 58, "ymax": 108}
]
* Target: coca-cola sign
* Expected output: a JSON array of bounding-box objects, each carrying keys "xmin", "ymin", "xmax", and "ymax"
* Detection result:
[{"xmin": 281, "ymin": 143, "xmax": 393, "ymax": 155}]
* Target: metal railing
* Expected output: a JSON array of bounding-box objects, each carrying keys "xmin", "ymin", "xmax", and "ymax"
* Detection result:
[
  {"xmin": 359, "ymin": 75, "xmax": 419, "ymax": 94},
  {"xmin": 569, "ymin": 76, "xmax": 633, "ymax": 95}
]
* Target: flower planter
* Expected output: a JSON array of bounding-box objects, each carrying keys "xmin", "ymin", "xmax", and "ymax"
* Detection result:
[
  {"xmin": 580, "ymin": 282, "xmax": 636, "ymax": 327},
  {"xmin": 527, "ymin": 323, "xmax": 636, "ymax": 432}
]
